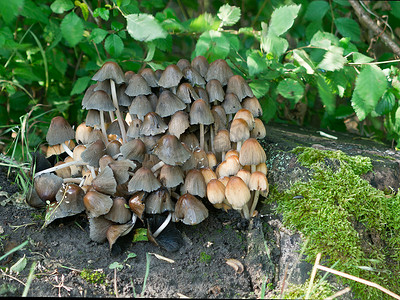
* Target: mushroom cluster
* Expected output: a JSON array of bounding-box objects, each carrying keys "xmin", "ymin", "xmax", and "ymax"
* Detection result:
[{"xmin": 28, "ymin": 57, "xmax": 269, "ymax": 252}]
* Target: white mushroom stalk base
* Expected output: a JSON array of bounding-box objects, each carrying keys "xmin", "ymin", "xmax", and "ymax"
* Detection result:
[
  {"xmin": 34, "ymin": 160, "xmax": 89, "ymax": 178},
  {"xmin": 152, "ymin": 212, "xmax": 172, "ymax": 238},
  {"xmin": 61, "ymin": 142, "xmax": 74, "ymax": 158}
]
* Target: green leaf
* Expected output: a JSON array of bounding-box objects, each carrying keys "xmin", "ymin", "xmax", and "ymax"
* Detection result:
[
  {"xmin": 334, "ymin": 18, "xmax": 361, "ymax": 42},
  {"xmin": 375, "ymin": 90, "xmax": 395, "ymax": 115},
  {"xmin": 249, "ymin": 80, "xmax": 270, "ymax": 98},
  {"xmin": 189, "ymin": 13, "xmax": 220, "ymax": 32},
  {"xmin": 351, "ymin": 65, "xmax": 387, "ymax": 121},
  {"xmin": 0, "ymin": 0, "xmax": 24, "ymax": 24},
  {"xmin": 352, "ymin": 52, "xmax": 374, "ymax": 64},
  {"xmin": 317, "ymin": 46, "xmax": 347, "ymax": 71},
  {"xmin": 317, "ymin": 75, "xmax": 336, "ymax": 114},
  {"xmin": 310, "ymin": 31, "xmax": 340, "ymax": 49},
  {"xmin": 217, "ymin": 4, "xmax": 241, "ymax": 27},
  {"xmin": 71, "ymin": 76, "xmax": 91, "ymax": 95},
  {"xmin": 247, "ymin": 51, "xmax": 268, "ymax": 76},
  {"xmin": 94, "ymin": 7, "xmax": 110, "ymax": 21},
  {"xmin": 60, "ymin": 12, "xmax": 84, "ymax": 47},
  {"xmin": 75, "ymin": 1, "xmax": 89, "ymax": 21},
  {"xmin": 305, "ymin": 1, "xmax": 329, "ymax": 21},
  {"xmin": 261, "ymin": 34, "xmax": 288, "ymax": 58},
  {"xmin": 126, "ymin": 13, "xmax": 168, "ymax": 42},
  {"xmin": 144, "ymin": 42, "xmax": 156, "ymax": 62},
  {"xmin": 260, "ymin": 96, "xmax": 277, "ymax": 123},
  {"xmin": 394, "ymin": 106, "xmax": 400, "ymax": 132},
  {"xmin": 293, "ymin": 49, "xmax": 315, "ymax": 74},
  {"xmin": 50, "ymin": 0, "xmax": 74, "ymax": 14},
  {"xmin": 105, "ymin": 34, "xmax": 124, "ymax": 57},
  {"xmin": 10, "ymin": 255, "xmax": 27, "ymax": 274},
  {"xmin": 277, "ymin": 78, "xmax": 304, "ymax": 102},
  {"xmin": 90, "ymin": 28, "xmax": 108, "ymax": 44},
  {"xmin": 133, "ymin": 228, "xmax": 148, "ymax": 242},
  {"xmin": 194, "ymin": 30, "xmax": 230, "ymax": 61},
  {"xmin": 21, "ymin": 0, "xmax": 49, "ymax": 24},
  {"xmin": 269, "ymin": 4, "xmax": 301, "ymax": 36},
  {"xmin": 109, "ymin": 262, "xmax": 123, "ymax": 271}
]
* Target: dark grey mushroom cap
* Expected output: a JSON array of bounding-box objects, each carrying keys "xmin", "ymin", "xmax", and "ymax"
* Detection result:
[
  {"xmin": 125, "ymin": 74, "xmax": 152, "ymax": 97},
  {"xmin": 84, "ymin": 90, "xmax": 116, "ymax": 112},
  {"xmin": 205, "ymin": 59, "xmax": 234, "ymax": 86},
  {"xmin": 92, "ymin": 61, "xmax": 125, "ymax": 84},
  {"xmin": 152, "ymin": 134, "xmax": 191, "ymax": 166},
  {"xmin": 157, "ymin": 64, "xmax": 183, "ymax": 88},
  {"xmin": 46, "ymin": 116, "xmax": 75, "ymax": 146},
  {"xmin": 189, "ymin": 99, "xmax": 214, "ymax": 126},
  {"xmin": 155, "ymin": 90, "xmax": 186, "ymax": 118}
]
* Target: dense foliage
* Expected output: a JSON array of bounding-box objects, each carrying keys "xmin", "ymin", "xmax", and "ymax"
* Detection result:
[{"xmin": 1, "ymin": 0, "xmax": 400, "ymax": 161}]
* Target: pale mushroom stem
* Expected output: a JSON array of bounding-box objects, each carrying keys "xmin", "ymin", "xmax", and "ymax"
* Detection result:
[
  {"xmin": 108, "ymin": 111, "xmax": 114, "ymax": 122},
  {"xmin": 63, "ymin": 178, "xmax": 83, "ymax": 184},
  {"xmin": 61, "ymin": 142, "xmax": 74, "ymax": 158},
  {"xmin": 153, "ymin": 212, "xmax": 172, "ymax": 238},
  {"xmin": 88, "ymin": 165, "xmax": 96, "ymax": 179},
  {"xmin": 221, "ymin": 151, "xmax": 226, "ymax": 162},
  {"xmin": 242, "ymin": 204, "xmax": 250, "ymax": 219},
  {"xmin": 151, "ymin": 161, "xmax": 165, "ymax": 173},
  {"xmin": 110, "ymin": 79, "xmax": 128, "ymax": 144},
  {"xmin": 99, "ymin": 111, "xmax": 110, "ymax": 145},
  {"xmin": 236, "ymin": 141, "xmax": 242, "ymax": 152},
  {"xmin": 34, "ymin": 160, "xmax": 88, "ymax": 178},
  {"xmin": 200, "ymin": 124, "xmax": 205, "ymax": 150},
  {"xmin": 210, "ymin": 124, "xmax": 215, "ymax": 153},
  {"xmin": 249, "ymin": 190, "xmax": 260, "ymax": 218}
]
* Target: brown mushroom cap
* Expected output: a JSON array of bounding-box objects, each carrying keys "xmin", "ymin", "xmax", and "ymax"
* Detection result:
[
  {"xmin": 239, "ymin": 138, "xmax": 266, "ymax": 166},
  {"xmin": 225, "ymin": 176, "xmax": 251, "ymax": 210},
  {"xmin": 104, "ymin": 197, "xmax": 132, "ymax": 224},
  {"xmin": 177, "ymin": 58, "xmax": 191, "ymax": 71},
  {"xmin": 109, "ymin": 159, "xmax": 136, "ymax": 185},
  {"xmin": 92, "ymin": 165, "xmax": 117, "ymax": 195},
  {"xmin": 180, "ymin": 169, "xmax": 207, "ymax": 198},
  {"xmin": 128, "ymin": 167, "xmax": 161, "ymax": 193},
  {"xmin": 233, "ymin": 108, "xmax": 255, "ymax": 130},
  {"xmin": 200, "ymin": 167, "xmax": 217, "ymax": 184},
  {"xmin": 89, "ymin": 216, "xmax": 113, "ymax": 243},
  {"xmin": 236, "ymin": 169, "xmax": 251, "ymax": 186},
  {"xmin": 81, "ymin": 139, "xmax": 106, "ymax": 168},
  {"xmin": 138, "ymin": 68, "xmax": 159, "ymax": 88},
  {"xmin": 222, "ymin": 93, "xmax": 242, "ymax": 115},
  {"xmin": 152, "ymin": 134, "xmax": 191, "ymax": 166},
  {"xmin": 129, "ymin": 95, "xmax": 154, "ymax": 119},
  {"xmin": 191, "ymin": 55, "xmax": 209, "ymax": 78},
  {"xmin": 83, "ymin": 190, "xmax": 114, "ymax": 218},
  {"xmin": 206, "ymin": 179, "xmax": 226, "ymax": 205},
  {"xmin": 174, "ymin": 193, "xmax": 209, "ymax": 225},
  {"xmin": 140, "ymin": 112, "xmax": 168, "ymax": 136},
  {"xmin": 242, "ymin": 97, "xmax": 262, "ymax": 117},
  {"xmin": 248, "ymin": 171, "xmax": 269, "ymax": 192},
  {"xmin": 34, "ymin": 173, "xmax": 63, "ymax": 202},
  {"xmin": 226, "ymin": 75, "xmax": 254, "ymax": 101},
  {"xmin": 92, "ymin": 61, "xmax": 125, "ymax": 84},
  {"xmin": 120, "ymin": 138, "xmax": 146, "ymax": 162},
  {"xmin": 157, "ymin": 64, "xmax": 183, "ymax": 88},
  {"xmin": 46, "ymin": 116, "xmax": 75, "ymax": 146},
  {"xmin": 127, "ymin": 118, "xmax": 143, "ymax": 140},
  {"xmin": 128, "ymin": 191, "xmax": 146, "ymax": 219},
  {"xmin": 145, "ymin": 187, "xmax": 175, "ymax": 214},
  {"xmin": 75, "ymin": 122, "xmax": 93, "ymax": 145},
  {"xmin": 159, "ymin": 164, "xmax": 184, "ymax": 188},
  {"xmin": 229, "ymin": 118, "xmax": 250, "ymax": 143},
  {"xmin": 155, "ymin": 90, "xmax": 186, "ymax": 118},
  {"xmin": 251, "ymin": 118, "xmax": 267, "ymax": 140},
  {"xmin": 176, "ymin": 83, "xmax": 200, "ymax": 104},
  {"xmin": 168, "ymin": 111, "xmax": 190, "ymax": 139},
  {"xmin": 84, "ymin": 90, "xmax": 116, "ymax": 112},
  {"xmin": 214, "ymin": 129, "xmax": 231, "ymax": 153},
  {"xmin": 189, "ymin": 99, "xmax": 214, "ymax": 126},
  {"xmin": 182, "ymin": 66, "xmax": 206, "ymax": 87},
  {"xmin": 205, "ymin": 59, "xmax": 234, "ymax": 86}
]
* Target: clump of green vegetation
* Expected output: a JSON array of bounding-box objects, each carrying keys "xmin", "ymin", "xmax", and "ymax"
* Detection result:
[
  {"xmin": 269, "ymin": 277, "xmax": 335, "ymax": 299},
  {"xmin": 80, "ymin": 269, "xmax": 106, "ymax": 285},
  {"xmin": 267, "ymin": 146, "xmax": 400, "ymax": 299},
  {"xmin": 199, "ymin": 251, "xmax": 212, "ymax": 264}
]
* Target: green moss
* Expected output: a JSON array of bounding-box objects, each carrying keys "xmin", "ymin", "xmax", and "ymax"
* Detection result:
[
  {"xmin": 269, "ymin": 278, "xmax": 335, "ymax": 299},
  {"xmin": 266, "ymin": 146, "xmax": 400, "ymax": 299},
  {"xmin": 80, "ymin": 269, "xmax": 107, "ymax": 285},
  {"xmin": 199, "ymin": 251, "xmax": 212, "ymax": 264}
]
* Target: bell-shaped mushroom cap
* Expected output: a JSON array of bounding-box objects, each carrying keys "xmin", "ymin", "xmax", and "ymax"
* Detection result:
[
  {"xmin": 46, "ymin": 116, "xmax": 75, "ymax": 146},
  {"xmin": 140, "ymin": 112, "xmax": 168, "ymax": 136},
  {"xmin": 120, "ymin": 138, "xmax": 146, "ymax": 162},
  {"xmin": 141, "ymin": 135, "xmax": 162, "ymax": 153},
  {"xmin": 176, "ymin": 82, "xmax": 200, "ymax": 104},
  {"xmin": 239, "ymin": 138, "xmax": 266, "ymax": 166},
  {"xmin": 152, "ymin": 134, "xmax": 191, "ymax": 166},
  {"xmin": 214, "ymin": 129, "xmax": 231, "ymax": 153},
  {"xmin": 193, "ymin": 148, "xmax": 209, "ymax": 169},
  {"xmin": 124, "ymin": 70, "xmax": 136, "ymax": 82},
  {"xmin": 174, "ymin": 193, "xmax": 209, "ymax": 225},
  {"xmin": 54, "ymin": 161, "xmax": 72, "ymax": 179},
  {"xmin": 75, "ymin": 122, "xmax": 93, "ymax": 145},
  {"xmin": 92, "ymin": 61, "xmax": 125, "ymax": 84},
  {"xmin": 128, "ymin": 191, "xmax": 146, "ymax": 220},
  {"xmin": 249, "ymin": 171, "xmax": 269, "ymax": 192},
  {"xmin": 200, "ymin": 167, "xmax": 217, "ymax": 184},
  {"xmin": 168, "ymin": 111, "xmax": 189, "ymax": 139},
  {"xmin": 206, "ymin": 79, "xmax": 225, "ymax": 103},
  {"xmin": 236, "ymin": 168, "xmax": 251, "ymax": 186},
  {"xmin": 225, "ymin": 176, "xmax": 251, "ymax": 210},
  {"xmin": 106, "ymin": 222, "xmax": 135, "ymax": 250},
  {"xmin": 84, "ymin": 90, "xmax": 116, "ymax": 112},
  {"xmin": 44, "ymin": 183, "xmax": 85, "ymax": 226},
  {"xmin": 104, "ymin": 197, "xmax": 132, "ymax": 224},
  {"xmin": 105, "ymin": 139, "xmax": 121, "ymax": 157},
  {"xmin": 211, "ymin": 105, "xmax": 227, "ymax": 131},
  {"xmin": 92, "ymin": 165, "xmax": 117, "ymax": 195},
  {"xmin": 127, "ymin": 118, "xmax": 142, "ymax": 140},
  {"xmin": 159, "ymin": 164, "xmax": 184, "ymax": 188},
  {"xmin": 128, "ymin": 167, "xmax": 161, "ymax": 193},
  {"xmin": 180, "ymin": 132, "xmax": 199, "ymax": 151},
  {"xmin": 182, "ymin": 66, "xmax": 206, "ymax": 86},
  {"xmin": 129, "ymin": 95, "xmax": 154, "ymax": 119},
  {"xmin": 177, "ymin": 58, "xmax": 191, "ymax": 71},
  {"xmin": 234, "ymin": 108, "xmax": 255, "ymax": 130},
  {"xmin": 99, "ymin": 154, "xmax": 114, "ymax": 171},
  {"xmin": 155, "ymin": 90, "xmax": 186, "ymax": 118},
  {"xmin": 205, "ymin": 59, "xmax": 234, "ymax": 86},
  {"xmin": 85, "ymin": 110, "xmax": 101, "ymax": 127},
  {"xmin": 226, "ymin": 75, "xmax": 254, "ymax": 100},
  {"xmin": 216, "ymin": 155, "xmax": 241, "ymax": 178},
  {"xmin": 145, "ymin": 187, "xmax": 175, "ymax": 214},
  {"xmin": 34, "ymin": 173, "xmax": 63, "ymax": 202},
  {"xmin": 89, "ymin": 216, "xmax": 113, "ymax": 243},
  {"xmin": 125, "ymin": 74, "xmax": 152, "ymax": 97},
  {"xmin": 230, "ymin": 118, "xmax": 250, "ymax": 143},
  {"xmin": 157, "ymin": 64, "xmax": 183, "ymax": 88},
  {"xmin": 222, "ymin": 93, "xmax": 242, "ymax": 115},
  {"xmin": 191, "ymin": 55, "xmax": 209, "ymax": 78},
  {"xmin": 84, "ymin": 190, "xmax": 114, "ymax": 218},
  {"xmin": 82, "ymin": 83, "xmax": 97, "ymax": 108},
  {"xmin": 109, "ymin": 159, "xmax": 136, "ymax": 185},
  {"xmin": 117, "ymin": 83, "xmax": 132, "ymax": 107},
  {"xmin": 195, "ymin": 87, "xmax": 209, "ymax": 102},
  {"xmin": 251, "ymin": 118, "xmax": 267, "ymax": 140},
  {"xmin": 138, "ymin": 68, "xmax": 159, "ymax": 88},
  {"xmin": 256, "ymin": 162, "xmax": 268, "ymax": 175},
  {"xmin": 207, "ymin": 179, "xmax": 226, "ymax": 205},
  {"xmin": 81, "ymin": 139, "xmax": 106, "ymax": 168},
  {"xmin": 242, "ymin": 97, "xmax": 262, "ymax": 117},
  {"xmin": 180, "ymin": 169, "xmax": 207, "ymax": 198},
  {"xmin": 190, "ymin": 99, "xmax": 214, "ymax": 125},
  {"xmin": 107, "ymin": 119, "xmax": 129, "ymax": 138},
  {"xmin": 225, "ymin": 149, "xmax": 239, "ymax": 159},
  {"xmin": 94, "ymin": 79, "xmax": 111, "ymax": 94}
]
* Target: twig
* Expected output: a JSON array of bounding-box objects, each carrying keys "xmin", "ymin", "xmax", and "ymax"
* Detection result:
[
  {"xmin": 114, "ymin": 268, "xmax": 119, "ymax": 297},
  {"xmin": 305, "ymin": 252, "xmax": 322, "ymax": 299},
  {"xmin": 325, "ymin": 287, "xmax": 351, "ymax": 300},
  {"xmin": 1, "ymin": 270, "xmax": 26, "ymax": 286}
]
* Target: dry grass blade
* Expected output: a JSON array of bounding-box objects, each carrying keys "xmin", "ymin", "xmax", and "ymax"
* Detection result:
[
  {"xmin": 324, "ymin": 287, "xmax": 351, "ymax": 300},
  {"xmin": 150, "ymin": 253, "xmax": 175, "ymax": 263}
]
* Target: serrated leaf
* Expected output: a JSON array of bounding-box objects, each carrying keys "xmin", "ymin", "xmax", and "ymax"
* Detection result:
[
  {"xmin": 50, "ymin": 0, "xmax": 74, "ymax": 14},
  {"xmin": 217, "ymin": 4, "xmax": 241, "ymax": 27},
  {"xmin": 260, "ymin": 96, "xmax": 277, "ymax": 123},
  {"xmin": 375, "ymin": 90, "xmax": 395, "ymax": 115},
  {"xmin": 247, "ymin": 51, "xmax": 268, "ymax": 76},
  {"xmin": 310, "ymin": 31, "xmax": 340, "ymax": 49},
  {"xmin": 90, "ymin": 28, "xmax": 108, "ymax": 44},
  {"xmin": 293, "ymin": 49, "xmax": 315, "ymax": 74},
  {"xmin": 195, "ymin": 30, "xmax": 230, "ymax": 61},
  {"xmin": 75, "ymin": 1, "xmax": 89, "ymax": 21},
  {"xmin": 71, "ymin": 76, "xmax": 91, "ymax": 95},
  {"xmin": 94, "ymin": 7, "xmax": 109, "ymax": 21},
  {"xmin": 277, "ymin": 78, "xmax": 304, "ymax": 102},
  {"xmin": 269, "ymin": 5, "xmax": 301, "ymax": 36},
  {"xmin": 105, "ymin": 34, "xmax": 124, "ymax": 57},
  {"xmin": 351, "ymin": 65, "xmax": 387, "ymax": 121},
  {"xmin": 335, "ymin": 17, "xmax": 360, "ymax": 42},
  {"xmin": 60, "ymin": 12, "xmax": 84, "ymax": 47},
  {"xmin": 126, "ymin": 13, "xmax": 167, "ymax": 42},
  {"xmin": 189, "ymin": 13, "xmax": 220, "ymax": 32},
  {"xmin": 352, "ymin": 52, "xmax": 374, "ymax": 64},
  {"xmin": 261, "ymin": 34, "xmax": 288, "ymax": 58},
  {"xmin": 317, "ymin": 46, "xmax": 347, "ymax": 71},
  {"xmin": 305, "ymin": 1, "xmax": 329, "ymax": 21},
  {"xmin": 317, "ymin": 75, "xmax": 335, "ymax": 114},
  {"xmin": 249, "ymin": 80, "xmax": 270, "ymax": 98}
]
